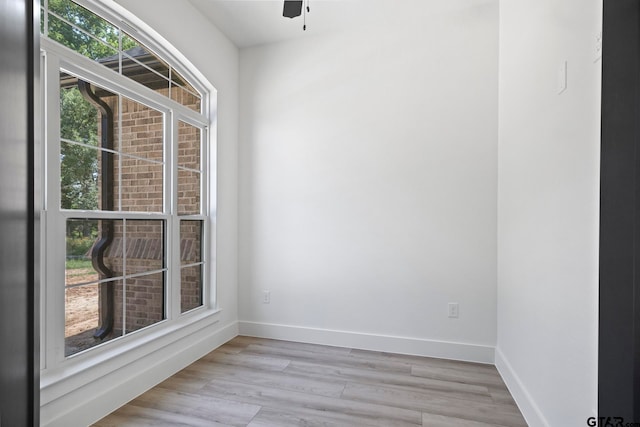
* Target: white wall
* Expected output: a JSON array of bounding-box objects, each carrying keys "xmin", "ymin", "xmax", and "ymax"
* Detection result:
[
  {"xmin": 238, "ymin": 0, "xmax": 499, "ymax": 362},
  {"xmin": 496, "ymin": 1, "xmax": 601, "ymax": 425},
  {"xmin": 40, "ymin": 1, "xmax": 240, "ymax": 425}
]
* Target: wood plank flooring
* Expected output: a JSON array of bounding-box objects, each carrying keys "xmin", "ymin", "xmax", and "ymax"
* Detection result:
[{"xmin": 94, "ymin": 336, "xmax": 527, "ymax": 427}]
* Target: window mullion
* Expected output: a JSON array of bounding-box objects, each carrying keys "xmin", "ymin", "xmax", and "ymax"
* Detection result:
[
  {"xmin": 169, "ymin": 113, "xmax": 180, "ymax": 320},
  {"xmin": 201, "ymin": 126, "xmax": 211, "ymax": 308},
  {"xmin": 205, "ymin": 125, "xmax": 216, "ymax": 309},
  {"xmin": 59, "ymin": 211, "xmax": 170, "ymax": 220}
]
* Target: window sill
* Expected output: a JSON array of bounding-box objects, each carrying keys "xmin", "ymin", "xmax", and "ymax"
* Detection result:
[{"xmin": 40, "ymin": 307, "xmax": 221, "ymax": 405}]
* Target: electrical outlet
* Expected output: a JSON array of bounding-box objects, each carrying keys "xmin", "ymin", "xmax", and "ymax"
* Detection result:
[
  {"xmin": 262, "ymin": 290, "xmax": 271, "ymax": 304},
  {"xmin": 448, "ymin": 303, "xmax": 459, "ymax": 318}
]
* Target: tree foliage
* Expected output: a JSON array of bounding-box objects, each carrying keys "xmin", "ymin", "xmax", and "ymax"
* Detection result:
[
  {"xmin": 48, "ymin": 0, "xmax": 133, "ymax": 60},
  {"xmin": 60, "ymin": 87, "xmax": 99, "ymax": 212}
]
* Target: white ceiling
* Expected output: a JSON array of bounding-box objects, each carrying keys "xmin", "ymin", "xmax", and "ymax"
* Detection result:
[{"xmin": 187, "ymin": 0, "xmax": 364, "ymax": 48}]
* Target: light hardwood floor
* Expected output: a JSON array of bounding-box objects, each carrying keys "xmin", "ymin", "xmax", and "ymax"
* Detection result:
[{"xmin": 94, "ymin": 336, "xmax": 527, "ymax": 427}]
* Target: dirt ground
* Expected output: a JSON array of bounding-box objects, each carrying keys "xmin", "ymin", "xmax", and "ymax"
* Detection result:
[{"xmin": 65, "ymin": 268, "xmax": 101, "ymax": 354}]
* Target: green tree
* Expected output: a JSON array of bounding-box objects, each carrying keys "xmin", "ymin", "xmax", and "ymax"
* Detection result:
[
  {"xmin": 48, "ymin": 0, "xmax": 125, "ymax": 60},
  {"xmin": 60, "ymin": 87, "xmax": 99, "ymax": 212}
]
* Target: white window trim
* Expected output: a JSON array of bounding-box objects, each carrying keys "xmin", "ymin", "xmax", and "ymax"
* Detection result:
[{"xmin": 39, "ymin": 0, "xmax": 219, "ymax": 404}]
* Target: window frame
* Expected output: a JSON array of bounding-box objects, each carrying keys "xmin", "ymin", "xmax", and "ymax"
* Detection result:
[{"xmin": 39, "ymin": 0, "xmax": 217, "ymax": 390}]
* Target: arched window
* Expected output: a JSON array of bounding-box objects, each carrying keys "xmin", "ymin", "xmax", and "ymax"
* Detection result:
[{"xmin": 39, "ymin": 0, "xmax": 215, "ymax": 371}]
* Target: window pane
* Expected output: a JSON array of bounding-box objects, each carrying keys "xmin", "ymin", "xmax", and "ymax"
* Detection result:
[
  {"xmin": 60, "ymin": 72, "xmax": 121, "ymax": 212},
  {"xmin": 121, "ymin": 33, "xmax": 171, "ymax": 93},
  {"xmin": 65, "ymin": 283, "xmax": 99, "ymax": 355},
  {"xmin": 60, "ymin": 143, "xmax": 100, "ymax": 210},
  {"xmin": 170, "ymin": 81, "xmax": 202, "ymax": 113},
  {"xmin": 66, "ymin": 219, "xmax": 123, "ymax": 285},
  {"xmin": 118, "ymin": 272, "xmax": 165, "ymax": 334},
  {"xmin": 117, "ymin": 97, "xmax": 164, "ymax": 163},
  {"xmin": 65, "ymin": 258, "xmax": 99, "ymax": 287},
  {"xmin": 178, "ymin": 168, "xmax": 201, "ymax": 215},
  {"xmin": 119, "ymin": 157, "xmax": 164, "ymax": 212},
  {"xmin": 180, "ymin": 220, "xmax": 202, "ymax": 265},
  {"xmin": 125, "ymin": 220, "xmax": 165, "ymax": 275},
  {"xmin": 180, "ymin": 221, "xmax": 203, "ymax": 313},
  {"xmin": 181, "ymin": 265, "xmax": 202, "ymax": 313},
  {"xmin": 65, "ymin": 281, "xmax": 122, "ymax": 356},
  {"xmin": 60, "ymin": 80, "xmax": 101, "ymax": 146},
  {"xmin": 48, "ymin": 0, "xmax": 119, "ymax": 62},
  {"xmin": 116, "ymin": 96, "xmax": 164, "ymax": 212},
  {"xmin": 60, "ymin": 143, "xmax": 122, "ymax": 211},
  {"xmin": 59, "ymin": 72, "xmax": 120, "ymax": 149},
  {"xmin": 49, "ymin": 0, "xmax": 119, "ymax": 49},
  {"xmin": 178, "ymin": 121, "xmax": 201, "ymax": 171}
]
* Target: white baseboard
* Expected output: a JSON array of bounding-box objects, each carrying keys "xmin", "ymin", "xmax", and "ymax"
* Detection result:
[
  {"xmin": 41, "ymin": 320, "xmax": 239, "ymax": 427},
  {"xmin": 495, "ymin": 347, "xmax": 549, "ymax": 427},
  {"xmin": 238, "ymin": 321, "xmax": 495, "ymax": 364}
]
